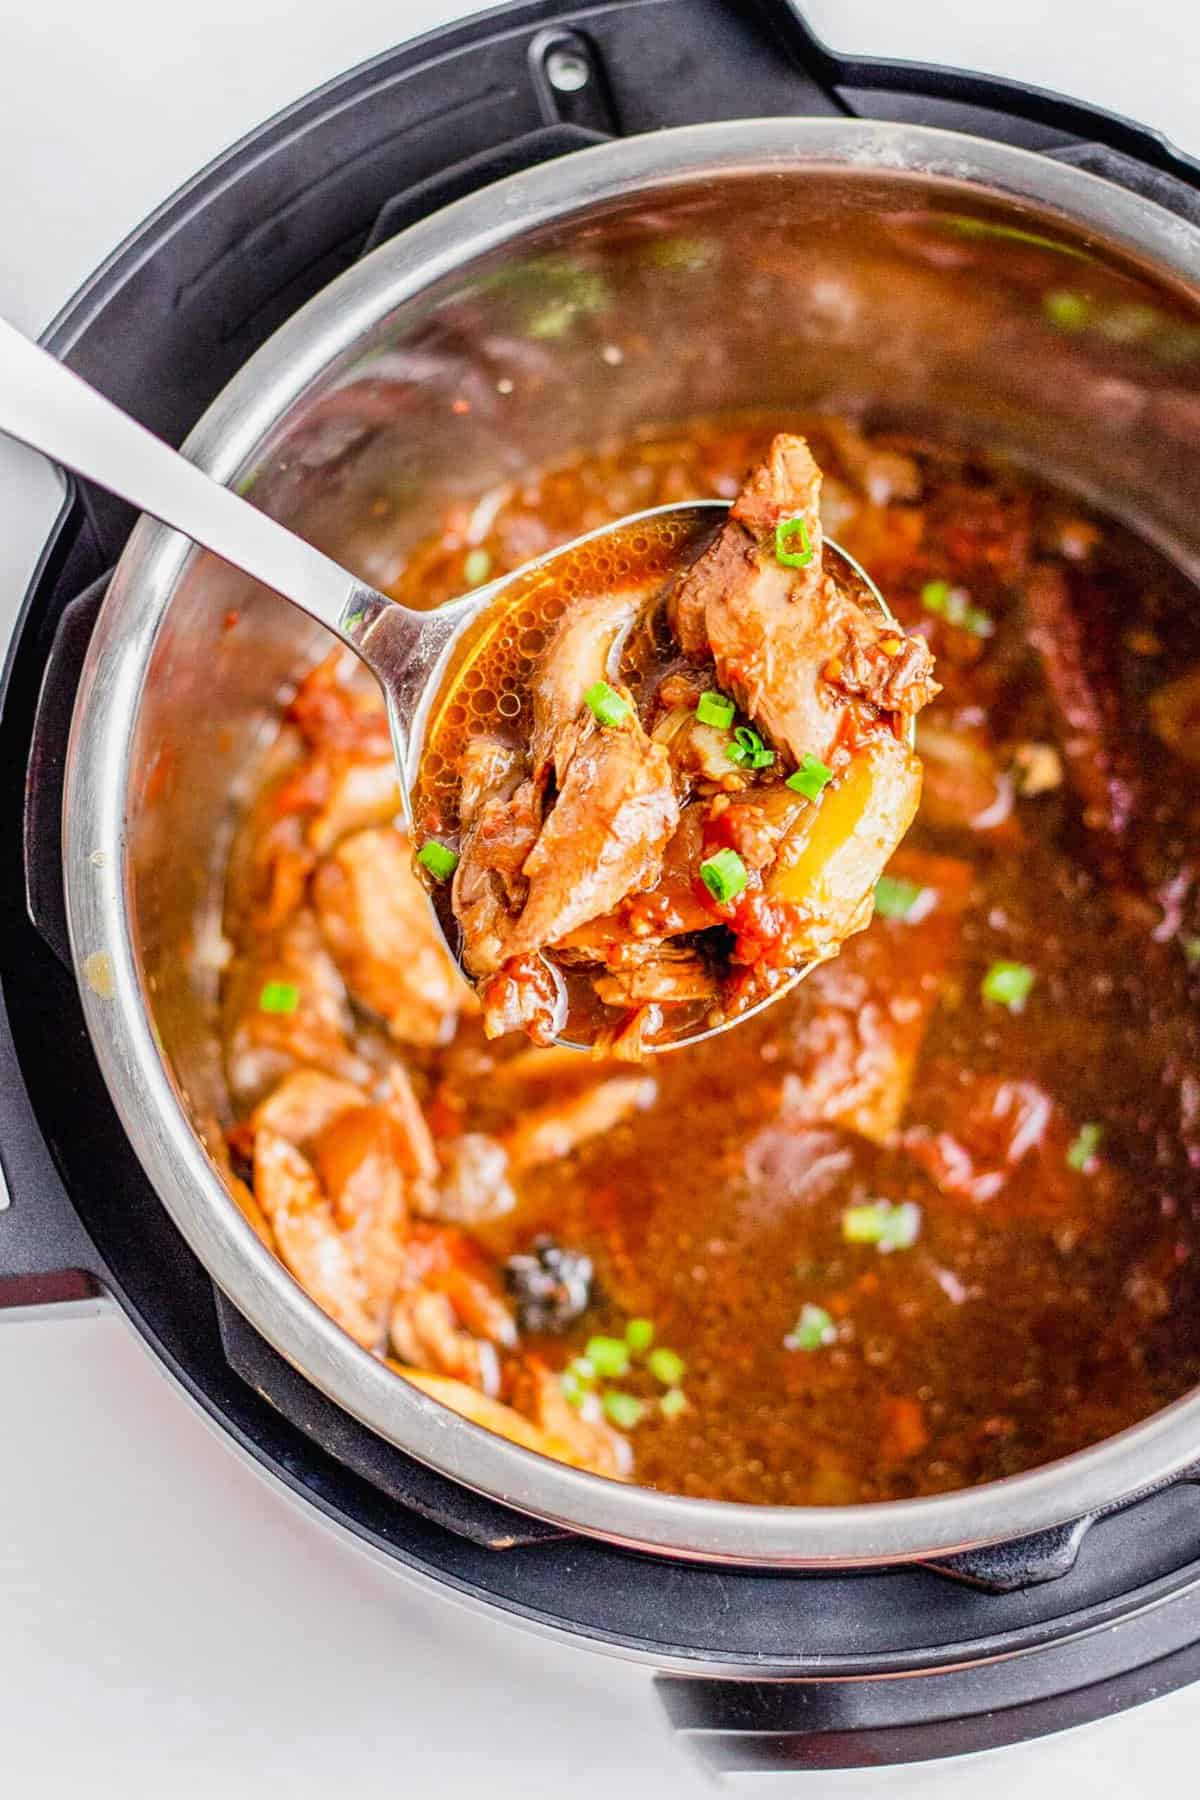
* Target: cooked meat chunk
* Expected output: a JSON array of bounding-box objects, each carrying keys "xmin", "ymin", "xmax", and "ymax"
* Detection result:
[
  {"xmin": 504, "ymin": 717, "xmax": 679, "ymax": 957},
  {"xmin": 225, "ymin": 909, "xmax": 373, "ymax": 1106},
  {"xmin": 503, "ymin": 1073, "xmax": 657, "ymax": 1172},
  {"xmin": 1024, "ymin": 562, "xmax": 1142, "ymax": 879},
  {"xmin": 389, "ymin": 1289, "xmax": 502, "ymax": 1395},
  {"xmin": 653, "ymin": 704, "xmax": 748, "ymax": 792},
  {"xmin": 669, "ymin": 434, "xmax": 938, "ymax": 764},
  {"xmin": 252, "ymin": 1129, "xmax": 381, "ymax": 1347},
  {"xmin": 433, "ymin": 1132, "xmax": 517, "ymax": 1225},
  {"xmin": 309, "ymin": 1103, "xmax": 411, "ymax": 1319},
  {"xmin": 593, "ymin": 953, "xmax": 717, "ymax": 1008},
  {"xmin": 244, "ymin": 1068, "xmax": 370, "ymax": 1147},
  {"xmin": 820, "ymin": 417, "xmax": 923, "ymax": 507},
  {"xmin": 390, "ymin": 1367, "xmax": 624, "ymax": 1476},
  {"xmin": 479, "ymin": 954, "xmax": 568, "ymax": 1045},
  {"xmin": 313, "ymin": 825, "xmax": 473, "ymax": 1044},
  {"xmin": 529, "ymin": 587, "xmax": 643, "ymax": 784},
  {"xmin": 516, "ymin": 1360, "xmax": 632, "ymax": 1480},
  {"xmin": 305, "ymin": 755, "xmax": 400, "ymax": 854},
  {"xmin": 389, "ymin": 1224, "xmax": 516, "ymax": 1393},
  {"xmin": 453, "ymin": 775, "xmax": 542, "ymax": 977},
  {"xmin": 778, "ymin": 848, "xmax": 973, "ymax": 1143},
  {"xmin": 459, "ymin": 733, "xmax": 523, "ymax": 829}
]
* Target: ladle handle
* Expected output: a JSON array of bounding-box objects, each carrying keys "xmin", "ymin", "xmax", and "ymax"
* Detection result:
[{"xmin": 0, "ymin": 315, "xmax": 372, "ymax": 638}]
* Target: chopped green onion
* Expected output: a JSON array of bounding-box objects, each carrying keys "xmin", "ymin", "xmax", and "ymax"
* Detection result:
[
  {"xmin": 1044, "ymin": 290, "xmax": 1091, "ymax": 332},
  {"xmin": 727, "ymin": 724, "xmax": 775, "ymax": 770},
  {"xmin": 1067, "ymin": 1122, "xmax": 1104, "ymax": 1172},
  {"xmin": 921, "ymin": 579, "xmax": 992, "ymax": 637},
  {"xmin": 981, "ymin": 959, "xmax": 1036, "ymax": 1012},
  {"xmin": 700, "ymin": 848, "xmax": 749, "ymax": 905},
  {"xmin": 842, "ymin": 1199, "xmax": 922, "ymax": 1253},
  {"xmin": 695, "ymin": 690, "xmax": 736, "ymax": 729},
  {"xmin": 417, "ymin": 839, "xmax": 460, "ymax": 881},
  {"xmin": 1183, "ymin": 936, "xmax": 1200, "ymax": 966},
  {"xmin": 647, "ymin": 1347, "xmax": 686, "ymax": 1387},
  {"xmin": 560, "ymin": 1368, "xmax": 589, "ymax": 1409},
  {"xmin": 660, "ymin": 1387, "xmax": 687, "ymax": 1420},
  {"xmin": 566, "ymin": 1356, "xmax": 597, "ymax": 1387},
  {"xmin": 258, "ymin": 980, "xmax": 300, "ymax": 1016},
  {"xmin": 585, "ymin": 1335, "xmax": 631, "ymax": 1379},
  {"xmin": 343, "ymin": 609, "xmax": 365, "ymax": 629},
  {"xmin": 463, "ymin": 548, "xmax": 492, "ymax": 586},
  {"xmin": 602, "ymin": 1390, "xmax": 645, "ymax": 1430},
  {"xmin": 775, "ymin": 514, "xmax": 814, "ymax": 568},
  {"xmin": 624, "ymin": 1318, "xmax": 655, "ymax": 1354},
  {"xmin": 874, "ymin": 874, "xmax": 934, "ymax": 923},
  {"xmin": 584, "ymin": 680, "xmax": 631, "ymax": 727},
  {"xmin": 786, "ymin": 753, "xmax": 833, "ymax": 800},
  {"xmin": 784, "ymin": 1303, "xmax": 836, "ymax": 1352}
]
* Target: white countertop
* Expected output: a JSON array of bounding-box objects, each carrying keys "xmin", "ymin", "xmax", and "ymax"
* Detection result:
[{"xmin": 2, "ymin": 2, "xmax": 1197, "ymax": 1793}]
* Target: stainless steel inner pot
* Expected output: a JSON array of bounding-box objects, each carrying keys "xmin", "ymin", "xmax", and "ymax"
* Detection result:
[{"xmin": 63, "ymin": 119, "xmax": 1200, "ymax": 1566}]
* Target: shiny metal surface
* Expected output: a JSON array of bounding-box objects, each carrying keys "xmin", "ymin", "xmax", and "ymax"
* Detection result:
[{"xmin": 63, "ymin": 119, "xmax": 1200, "ymax": 1564}]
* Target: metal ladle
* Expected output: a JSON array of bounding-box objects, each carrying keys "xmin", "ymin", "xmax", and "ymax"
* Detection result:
[{"xmin": 0, "ymin": 316, "xmax": 898, "ymax": 1052}]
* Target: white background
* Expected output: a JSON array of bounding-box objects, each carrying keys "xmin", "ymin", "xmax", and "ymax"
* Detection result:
[{"xmin": 2, "ymin": 2, "xmax": 1197, "ymax": 1793}]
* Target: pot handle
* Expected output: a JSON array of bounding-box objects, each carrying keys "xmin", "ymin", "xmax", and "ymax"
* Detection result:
[{"xmin": 0, "ymin": 981, "xmax": 108, "ymax": 1313}]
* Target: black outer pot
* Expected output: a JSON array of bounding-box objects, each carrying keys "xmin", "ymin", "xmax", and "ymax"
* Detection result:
[{"xmin": 5, "ymin": 0, "xmax": 1200, "ymax": 1771}]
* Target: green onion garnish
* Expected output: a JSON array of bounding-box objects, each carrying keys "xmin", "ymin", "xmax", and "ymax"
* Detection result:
[
  {"xmin": 786, "ymin": 753, "xmax": 833, "ymax": 800},
  {"xmin": 560, "ymin": 1368, "xmax": 589, "ymax": 1409},
  {"xmin": 784, "ymin": 1303, "xmax": 836, "ymax": 1352},
  {"xmin": 417, "ymin": 839, "xmax": 460, "ymax": 881},
  {"xmin": 625, "ymin": 1318, "xmax": 654, "ymax": 1353},
  {"xmin": 585, "ymin": 1335, "xmax": 631, "ymax": 1379},
  {"xmin": 921, "ymin": 579, "xmax": 992, "ymax": 637},
  {"xmin": 1067, "ymin": 1122, "xmax": 1104, "ymax": 1172},
  {"xmin": 1044, "ymin": 290, "xmax": 1091, "ymax": 332},
  {"xmin": 695, "ymin": 690, "xmax": 735, "ymax": 729},
  {"xmin": 647, "ymin": 1347, "xmax": 686, "ymax": 1387},
  {"xmin": 584, "ymin": 680, "xmax": 631, "ymax": 727},
  {"xmin": 343, "ymin": 610, "xmax": 365, "ymax": 630},
  {"xmin": 727, "ymin": 724, "xmax": 775, "ymax": 770},
  {"xmin": 874, "ymin": 874, "xmax": 934, "ymax": 923},
  {"xmin": 602, "ymin": 1391, "xmax": 645, "ymax": 1430},
  {"xmin": 1183, "ymin": 936, "xmax": 1200, "ymax": 966},
  {"xmin": 700, "ymin": 848, "xmax": 749, "ymax": 905},
  {"xmin": 258, "ymin": 980, "xmax": 300, "ymax": 1016},
  {"xmin": 567, "ymin": 1356, "xmax": 597, "ymax": 1387},
  {"xmin": 981, "ymin": 959, "xmax": 1036, "ymax": 1012},
  {"xmin": 463, "ymin": 548, "xmax": 492, "ymax": 586},
  {"xmin": 660, "ymin": 1387, "xmax": 687, "ymax": 1420},
  {"xmin": 842, "ymin": 1199, "xmax": 922, "ymax": 1253},
  {"xmin": 775, "ymin": 515, "xmax": 814, "ymax": 569}
]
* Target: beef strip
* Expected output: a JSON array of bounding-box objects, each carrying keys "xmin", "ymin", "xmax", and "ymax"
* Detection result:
[
  {"xmin": 453, "ymin": 770, "xmax": 543, "ymax": 977},
  {"xmin": 1024, "ymin": 561, "xmax": 1143, "ymax": 882},
  {"xmin": 529, "ymin": 587, "xmax": 644, "ymax": 785},
  {"xmin": 252, "ymin": 1129, "xmax": 383, "ymax": 1348},
  {"xmin": 313, "ymin": 825, "xmax": 473, "ymax": 1045},
  {"xmin": 669, "ymin": 434, "xmax": 938, "ymax": 766},
  {"xmin": 503, "ymin": 715, "xmax": 679, "ymax": 958}
]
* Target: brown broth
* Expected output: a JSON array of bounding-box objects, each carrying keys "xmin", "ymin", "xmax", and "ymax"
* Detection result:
[{"xmin": 227, "ymin": 412, "xmax": 1200, "ymax": 1505}]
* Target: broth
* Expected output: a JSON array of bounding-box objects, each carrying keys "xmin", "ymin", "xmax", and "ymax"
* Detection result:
[{"xmin": 219, "ymin": 413, "xmax": 1200, "ymax": 1504}]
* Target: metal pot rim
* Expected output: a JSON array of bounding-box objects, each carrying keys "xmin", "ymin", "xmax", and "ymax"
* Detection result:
[{"xmin": 63, "ymin": 116, "xmax": 1200, "ymax": 1566}]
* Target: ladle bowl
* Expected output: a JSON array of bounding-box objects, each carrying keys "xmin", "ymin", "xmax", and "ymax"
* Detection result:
[{"xmin": 0, "ymin": 315, "xmax": 897, "ymax": 1051}]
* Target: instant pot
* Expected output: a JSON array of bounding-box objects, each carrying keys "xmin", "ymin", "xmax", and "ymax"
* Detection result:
[{"xmin": 5, "ymin": 0, "xmax": 1200, "ymax": 1771}]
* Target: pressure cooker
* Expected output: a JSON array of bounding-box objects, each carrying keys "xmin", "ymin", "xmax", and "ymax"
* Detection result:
[{"xmin": 4, "ymin": 0, "xmax": 1200, "ymax": 1770}]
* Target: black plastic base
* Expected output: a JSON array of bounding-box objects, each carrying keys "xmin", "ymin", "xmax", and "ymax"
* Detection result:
[{"xmin": 5, "ymin": 0, "xmax": 1200, "ymax": 1770}]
